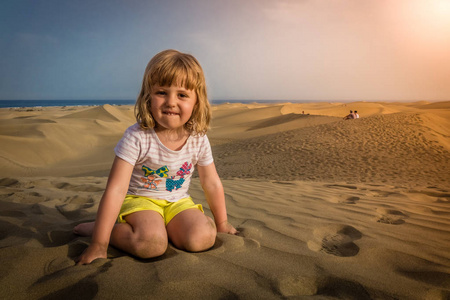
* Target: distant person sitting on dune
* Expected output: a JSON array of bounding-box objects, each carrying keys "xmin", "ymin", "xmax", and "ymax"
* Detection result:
[
  {"xmin": 354, "ymin": 110, "xmax": 360, "ymax": 118},
  {"xmin": 343, "ymin": 110, "xmax": 356, "ymax": 120}
]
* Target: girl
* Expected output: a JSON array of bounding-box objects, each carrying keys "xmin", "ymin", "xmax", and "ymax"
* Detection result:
[{"xmin": 74, "ymin": 49, "xmax": 237, "ymax": 265}]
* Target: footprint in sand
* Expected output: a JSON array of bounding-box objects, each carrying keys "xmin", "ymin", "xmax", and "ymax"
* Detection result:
[
  {"xmin": 210, "ymin": 233, "xmax": 260, "ymax": 254},
  {"xmin": 44, "ymin": 230, "xmax": 77, "ymax": 247},
  {"xmin": 324, "ymin": 184, "xmax": 360, "ymax": 204},
  {"xmin": 52, "ymin": 181, "xmax": 104, "ymax": 192},
  {"xmin": 325, "ymin": 184, "xmax": 358, "ymax": 190},
  {"xmin": 327, "ymin": 195, "xmax": 360, "ymax": 204},
  {"xmin": 307, "ymin": 224, "xmax": 362, "ymax": 257},
  {"xmin": 0, "ymin": 178, "xmax": 19, "ymax": 187},
  {"xmin": 208, "ymin": 223, "xmax": 261, "ymax": 254},
  {"xmin": 44, "ymin": 257, "xmax": 75, "ymax": 275},
  {"xmin": 56, "ymin": 200, "xmax": 96, "ymax": 220},
  {"xmin": 277, "ymin": 275, "xmax": 371, "ymax": 298},
  {"xmin": 375, "ymin": 208, "xmax": 407, "ymax": 225}
]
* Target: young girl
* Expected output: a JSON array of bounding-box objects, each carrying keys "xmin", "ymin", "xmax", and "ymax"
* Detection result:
[{"xmin": 74, "ymin": 49, "xmax": 237, "ymax": 265}]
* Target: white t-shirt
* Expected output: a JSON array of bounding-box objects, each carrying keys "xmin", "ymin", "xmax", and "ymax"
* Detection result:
[{"xmin": 115, "ymin": 123, "xmax": 214, "ymax": 202}]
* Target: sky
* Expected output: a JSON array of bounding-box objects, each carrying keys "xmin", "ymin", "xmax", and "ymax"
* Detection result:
[{"xmin": 1, "ymin": 0, "xmax": 449, "ymax": 102}]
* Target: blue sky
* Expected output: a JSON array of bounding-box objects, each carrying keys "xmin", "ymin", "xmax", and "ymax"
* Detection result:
[{"xmin": 1, "ymin": 0, "xmax": 449, "ymax": 101}]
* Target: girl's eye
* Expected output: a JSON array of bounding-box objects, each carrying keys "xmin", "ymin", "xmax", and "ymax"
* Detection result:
[
  {"xmin": 179, "ymin": 93, "xmax": 188, "ymax": 98},
  {"xmin": 155, "ymin": 91, "xmax": 166, "ymax": 95}
]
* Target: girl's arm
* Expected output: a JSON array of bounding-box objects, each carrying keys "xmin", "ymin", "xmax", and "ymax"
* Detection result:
[
  {"xmin": 77, "ymin": 156, "xmax": 134, "ymax": 265},
  {"xmin": 197, "ymin": 162, "xmax": 237, "ymax": 234}
]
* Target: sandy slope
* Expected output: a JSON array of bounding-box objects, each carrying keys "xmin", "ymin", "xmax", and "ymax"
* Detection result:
[
  {"xmin": 0, "ymin": 105, "xmax": 135, "ymax": 176},
  {"xmin": 0, "ymin": 101, "xmax": 449, "ymax": 299}
]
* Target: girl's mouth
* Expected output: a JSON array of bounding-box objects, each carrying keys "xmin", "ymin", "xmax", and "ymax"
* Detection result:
[{"xmin": 163, "ymin": 111, "xmax": 179, "ymax": 116}]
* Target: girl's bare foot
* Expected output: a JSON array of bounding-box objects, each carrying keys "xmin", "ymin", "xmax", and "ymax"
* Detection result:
[{"xmin": 73, "ymin": 222, "xmax": 96, "ymax": 236}]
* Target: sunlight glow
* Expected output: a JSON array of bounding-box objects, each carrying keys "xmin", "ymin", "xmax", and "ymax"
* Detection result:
[{"xmin": 421, "ymin": 0, "xmax": 450, "ymax": 29}]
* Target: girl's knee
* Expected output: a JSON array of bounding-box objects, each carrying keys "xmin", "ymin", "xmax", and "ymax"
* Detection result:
[
  {"xmin": 184, "ymin": 222, "xmax": 217, "ymax": 252},
  {"xmin": 132, "ymin": 231, "xmax": 168, "ymax": 258}
]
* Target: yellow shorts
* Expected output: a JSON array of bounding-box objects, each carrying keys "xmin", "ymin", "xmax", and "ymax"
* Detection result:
[{"xmin": 117, "ymin": 195, "xmax": 204, "ymax": 225}]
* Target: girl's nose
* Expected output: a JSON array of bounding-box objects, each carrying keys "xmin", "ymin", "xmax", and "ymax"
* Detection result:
[{"xmin": 165, "ymin": 93, "xmax": 177, "ymax": 106}]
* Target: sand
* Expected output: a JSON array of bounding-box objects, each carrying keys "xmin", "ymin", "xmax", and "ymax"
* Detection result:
[{"xmin": 0, "ymin": 101, "xmax": 449, "ymax": 299}]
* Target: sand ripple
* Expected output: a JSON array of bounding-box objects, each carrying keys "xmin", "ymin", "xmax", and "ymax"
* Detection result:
[{"xmin": 1, "ymin": 102, "xmax": 449, "ymax": 299}]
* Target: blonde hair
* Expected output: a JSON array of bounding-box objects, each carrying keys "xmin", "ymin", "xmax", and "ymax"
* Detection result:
[{"xmin": 135, "ymin": 49, "xmax": 211, "ymax": 135}]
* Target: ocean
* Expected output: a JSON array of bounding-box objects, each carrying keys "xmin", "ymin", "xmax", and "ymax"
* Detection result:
[
  {"xmin": 0, "ymin": 99, "xmax": 136, "ymax": 108},
  {"xmin": 0, "ymin": 99, "xmax": 304, "ymax": 108}
]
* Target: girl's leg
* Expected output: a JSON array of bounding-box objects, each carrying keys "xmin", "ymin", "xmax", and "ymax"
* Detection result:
[
  {"xmin": 73, "ymin": 222, "xmax": 95, "ymax": 236},
  {"xmin": 74, "ymin": 210, "xmax": 168, "ymax": 259},
  {"xmin": 166, "ymin": 209, "xmax": 216, "ymax": 252},
  {"xmin": 110, "ymin": 210, "xmax": 168, "ymax": 258}
]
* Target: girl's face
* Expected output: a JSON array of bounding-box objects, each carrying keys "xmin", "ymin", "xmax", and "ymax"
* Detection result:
[{"xmin": 150, "ymin": 84, "xmax": 197, "ymax": 133}]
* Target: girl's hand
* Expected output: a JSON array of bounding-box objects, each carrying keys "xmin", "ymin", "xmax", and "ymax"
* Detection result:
[
  {"xmin": 217, "ymin": 221, "xmax": 238, "ymax": 235},
  {"xmin": 76, "ymin": 242, "xmax": 108, "ymax": 265}
]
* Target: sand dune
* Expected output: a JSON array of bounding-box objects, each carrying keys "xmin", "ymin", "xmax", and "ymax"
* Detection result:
[
  {"xmin": 59, "ymin": 104, "xmax": 127, "ymax": 122},
  {"xmin": 211, "ymin": 103, "xmax": 450, "ymax": 188},
  {"xmin": 0, "ymin": 105, "xmax": 134, "ymax": 176},
  {"xmin": 0, "ymin": 101, "xmax": 449, "ymax": 299}
]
